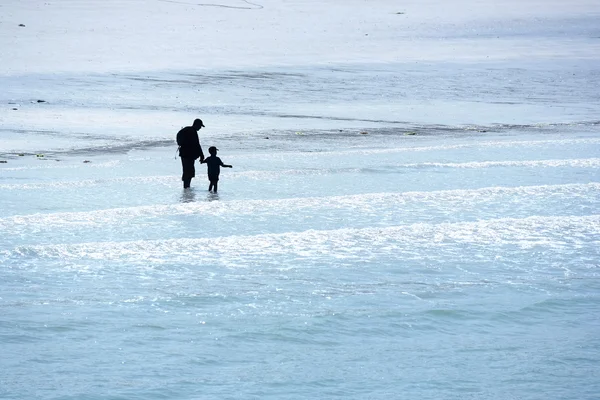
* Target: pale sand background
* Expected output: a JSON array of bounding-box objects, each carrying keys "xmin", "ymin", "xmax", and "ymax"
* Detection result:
[
  {"xmin": 2, "ymin": 0, "xmax": 599, "ymax": 74},
  {"xmin": 1, "ymin": 0, "xmax": 599, "ymax": 153}
]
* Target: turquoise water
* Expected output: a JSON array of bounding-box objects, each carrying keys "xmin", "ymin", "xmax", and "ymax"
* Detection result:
[{"xmin": 1, "ymin": 60, "xmax": 600, "ymax": 399}]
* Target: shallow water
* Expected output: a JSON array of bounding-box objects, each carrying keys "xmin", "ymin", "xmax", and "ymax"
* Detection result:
[
  {"xmin": 2, "ymin": 119, "xmax": 599, "ymax": 399},
  {"xmin": 2, "ymin": 2, "xmax": 600, "ymax": 398}
]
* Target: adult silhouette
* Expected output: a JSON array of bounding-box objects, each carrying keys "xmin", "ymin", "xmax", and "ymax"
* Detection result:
[{"xmin": 176, "ymin": 119, "xmax": 205, "ymax": 189}]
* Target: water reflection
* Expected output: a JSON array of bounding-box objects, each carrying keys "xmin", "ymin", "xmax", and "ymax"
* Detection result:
[
  {"xmin": 179, "ymin": 188, "xmax": 221, "ymax": 203},
  {"xmin": 179, "ymin": 188, "xmax": 196, "ymax": 203}
]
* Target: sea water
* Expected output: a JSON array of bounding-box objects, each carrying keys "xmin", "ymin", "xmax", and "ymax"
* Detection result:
[{"xmin": 2, "ymin": 1, "xmax": 600, "ymax": 399}]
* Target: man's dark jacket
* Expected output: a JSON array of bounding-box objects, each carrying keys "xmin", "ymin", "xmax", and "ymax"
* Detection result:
[{"xmin": 177, "ymin": 126, "xmax": 204, "ymax": 160}]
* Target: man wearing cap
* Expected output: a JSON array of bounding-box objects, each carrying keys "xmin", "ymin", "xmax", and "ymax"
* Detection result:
[{"xmin": 176, "ymin": 118, "xmax": 205, "ymax": 189}]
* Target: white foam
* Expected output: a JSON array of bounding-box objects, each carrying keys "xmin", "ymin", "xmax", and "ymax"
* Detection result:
[
  {"xmin": 5, "ymin": 214, "xmax": 599, "ymax": 262},
  {"xmin": 228, "ymin": 158, "xmax": 600, "ymax": 179},
  {"xmin": 2, "ymin": 157, "xmax": 598, "ymax": 190},
  {"xmin": 1, "ymin": 182, "xmax": 598, "ymax": 231},
  {"xmin": 0, "ymin": 160, "xmax": 121, "ymax": 172},
  {"xmin": 309, "ymin": 138, "xmax": 600, "ymax": 157},
  {"xmin": 0, "ymin": 175, "xmax": 175, "ymax": 190},
  {"xmin": 401, "ymin": 158, "xmax": 600, "ymax": 169}
]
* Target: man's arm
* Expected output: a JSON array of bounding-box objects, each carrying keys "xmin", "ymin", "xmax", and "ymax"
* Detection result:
[{"xmin": 191, "ymin": 132, "xmax": 203, "ymax": 161}]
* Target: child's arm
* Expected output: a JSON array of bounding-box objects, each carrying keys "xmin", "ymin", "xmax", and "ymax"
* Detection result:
[{"xmin": 223, "ymin": 164, "xmax": 232, "ymax": 168}]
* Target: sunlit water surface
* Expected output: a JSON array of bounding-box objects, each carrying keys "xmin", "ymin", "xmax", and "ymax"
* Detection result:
[{"xmin": 1, "ymin": 59, "xmax": 600, "ymax": 400}]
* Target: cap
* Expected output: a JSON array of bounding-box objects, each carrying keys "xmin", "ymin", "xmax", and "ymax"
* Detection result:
[
  {"xmin": 193, "ymin": 118, "xmax": 205, "ymax": 128},
  {"xmin": 208, "ymin": 146, "xmax": 219, "ymax": 152}
]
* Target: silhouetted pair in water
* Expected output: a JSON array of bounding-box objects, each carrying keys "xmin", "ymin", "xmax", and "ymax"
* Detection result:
[{"xmin": 176, "ymin": 119, "xmax": 232, "ymax": 192}]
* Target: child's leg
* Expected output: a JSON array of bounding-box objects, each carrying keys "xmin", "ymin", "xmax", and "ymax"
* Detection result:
[{"xmin": 208, "ymin": 176, "xmax": 218, "ymax": 193}]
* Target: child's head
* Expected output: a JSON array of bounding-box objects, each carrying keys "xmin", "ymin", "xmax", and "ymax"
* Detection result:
[{"xmin": 208, "ymin": 146, "xmax": 218, "ymax": 156}]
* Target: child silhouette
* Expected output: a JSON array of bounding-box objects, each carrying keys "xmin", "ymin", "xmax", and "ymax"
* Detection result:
[{"xmin": 201, "ymin": 146, "xmax": 232, "ymax": 193}]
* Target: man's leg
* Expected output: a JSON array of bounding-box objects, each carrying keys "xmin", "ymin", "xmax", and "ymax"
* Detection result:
[{"xmin": 181, "ymin": 158, "xmax": 196, "ymax": 188}]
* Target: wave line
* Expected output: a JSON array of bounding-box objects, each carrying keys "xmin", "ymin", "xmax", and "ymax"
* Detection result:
[
  {"xmin": 4, "ymin": 215, "xmax": 599, "ymax": 261},
  {"xmin": 1, "ymin": 182, "xmax": 598, "ymax": 230}
]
